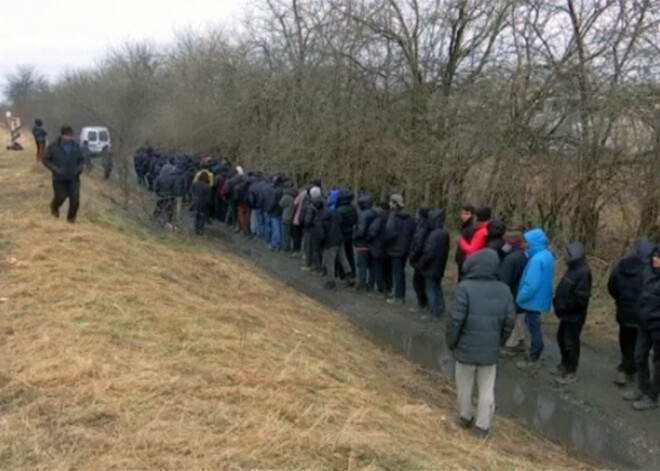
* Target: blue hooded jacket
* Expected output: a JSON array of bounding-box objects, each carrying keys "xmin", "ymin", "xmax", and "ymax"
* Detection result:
[
  {"xmin": 328, "ymin": 188, "xmax": 340, "ymax": 211},
  {"xmin": 516, "ymin": 228, "xmax": 555, "ymax": 313}
]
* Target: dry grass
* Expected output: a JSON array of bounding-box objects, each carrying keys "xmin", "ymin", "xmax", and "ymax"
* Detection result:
[{"xmin": 0, "ymin": 128, "xmax": 591, "ymax": 470}]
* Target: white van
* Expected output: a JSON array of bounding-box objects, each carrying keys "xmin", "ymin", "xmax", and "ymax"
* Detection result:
[{"xmin": 79, "ymin": 126, "xmax": 111, "ymax": 155}]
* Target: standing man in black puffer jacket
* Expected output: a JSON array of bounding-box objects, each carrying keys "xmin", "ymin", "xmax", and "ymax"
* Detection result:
[
  {"xmin": 408, "ymin": 208, "xmax": 431, "ymax": 313},
  {"xmin": 354, "ymin": 195, "xmax": 377, "ymax": 292},
  {"xmin": 385, "ymin": 194, "xmax": 416, "ymax": 305},
  {"xmin": 336, "ymin": 190, "xmax": 358, "ymax": 282},
  {"xmin": 626, "ymin": 247, "xmax": 660, "ymax": 411},
  {"xmin": 43, "ymin": 125, "xmax": 85, "ymax": 223},
  {"xmin": 446, "ymin": 249, "xmax": 515, "ymax": 438},
  {"xmin": 552, "ymin": 242, "xmax": 592, "ymax": 385},
  {"xmin": 608, "ymin": 240, "xmax": 655, "ymax": 387},
  {"xmin": 417, "ymin": 209, "xmax": 450, "ymax": 321}
]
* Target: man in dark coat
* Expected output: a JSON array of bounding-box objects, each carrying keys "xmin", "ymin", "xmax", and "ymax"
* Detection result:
[
  {"xmin": 321, "ymin": 204, "xmax": 351, "ymax": 289},
  {"xmin": 303, "ymin": 196, "xmax": 325, "ymax": 273},
  {"xmin": 385, "ymin": 194, "xmax": 415, "ymax": 305},
  {"xmin": 336, "ymin": 190, "xmax": 358, "ymax": 280},
  {"xmin": 608, "ymin": 240, "xmax": 655, "ymax": 387},
  {"xmin": 446, "ymin": 249, "xmax": 515, "ymax": 437},
  {"xmin": 552, "ymin": 242, "xmax": 592, "ymax": 385},
  {"xmin": 455, "ymin": 205, "xmax": 475, "ymax": 281},
  {"xmin": 154, "ymin": 158, "xmax": 176, "ymax": 223},
  {"xmin": 354, "ymin": 195, "xmax": 377, "ymax": 292},
  {"xmin": 43, "ymin": 125, "xmax": 85, "ymax": 223},
  {"xmin": 191, "ymin": 172, "xmax": 212, "ymax": 235},
  {"xmin": 485, "ymin": 220, "xmax": 507, "ymax": 260},
  {"xmin": 368, "ymin": 201, "xmax": 393, "ymax": 297},
  {"xmin": 626, "ymin": 247, "xmax": 660, "ymax": 411},
  {"xmin": 499, "ymin": 246, "xmax": 529, "ymax": 355},
  {"xmin": 408, "ymin": 208, "xmax": 431, "ymax": 312},
  {"xmin": 417, "ymin": 209, "xmax": 450, "ymax": 321},
  {"xmin": 32, "ymin": 119, "xmax": 48, "ymax": 164}
]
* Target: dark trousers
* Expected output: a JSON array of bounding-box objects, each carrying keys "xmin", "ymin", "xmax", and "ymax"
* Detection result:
[
  {"xmin": 457, "ymin": 262, "xmax": 464, "ymax": 282},
  {"xmin": 282, "ymin": 222, "xmax": 292, "ymax": 251},
  {"xmin": 373, "ymin": 256, "xmax": 392, "ymax": 294},
  {"xmin": 557, "ymin": 320, "xmax": 584, "ymax": 374},
  {"xmin": 36, "ymin": 141, "xmax": 46, "ymax": 163},
  {"xmin": 635, "ymin": 328, "xmax": 660, "ymax": 400},
  {"xmin": 195, "ymin": 210, "xmax": 207, "ymax": 235},
  {"xmin": 392, "ymin": 256, "xmax": 406, "ymax": 301},
  {"xmin": 356, "ymin": 250, "xmax": 375, "ymax": 291},
  {"xmin": 525, "ymin": 311, "xmax": 544, "ymax": 361},
  {"xmin": 413, "ymin": 269, "xmax": 427, "ymax": 308},
  {"xmin": 51, "ymin": 179, "xmax": 80, "ymax": 222},
  {"xmin": 424, "ymin": 276, "xmax": 445, "ymax": 317},
  {"xmin": 619, "ymin": 325, "xmax": 638, "ymax": 374},
  {"xmin": 344, "ymin": 240, "xmax": 355, "ymax": 274},
  {"xmin": 292, "ymin": 225, "xmax": 303, "ymax": 252}
]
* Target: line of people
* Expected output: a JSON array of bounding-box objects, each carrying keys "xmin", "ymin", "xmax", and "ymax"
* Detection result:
[{"xmin": 132, "ymin": 147, "xmax": 660, "ymax": 438}]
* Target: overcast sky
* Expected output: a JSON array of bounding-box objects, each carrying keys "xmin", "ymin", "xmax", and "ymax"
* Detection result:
[{"xmin": 1, "ymin": 0, "xmax": 243, "ymax": 98}]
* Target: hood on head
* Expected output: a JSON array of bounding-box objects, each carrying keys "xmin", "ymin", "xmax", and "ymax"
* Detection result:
[
  {"xmin": 417, "ymin": 207, "xmax": 430, "ymax": 221},
  {"xmin": 524, "ymin": 228, "xmax": 547, "ymax": 255},
  {"xmin": 565, "ymin": 242, "xmax": 584, "ymax": 265},
  {"xmin": 309, "ymin": 187, "xmax": 322, "ymax": 199},
  {"xmin": 428, "ymin": 209, "xmax": 445, "ymax": 229},
  {"xmin": 635, "ymin": 240, "xmax": 655, "ymax": 261},
  {"xmin": 358, "ymin": 195, "xmax": 373, "ymax": 210},
  {"xmin": 463, "ymin": 249, "xmax": 500, "ymax": 280}
]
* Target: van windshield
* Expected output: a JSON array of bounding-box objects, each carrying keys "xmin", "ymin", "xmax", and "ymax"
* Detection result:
[
  {"xmin": 88, "ymin": 131, "xmax": 98, "ymax": 141},
  {"xmin": 99, "ymin": 131, "xmax": 109, "ymax": 142}
]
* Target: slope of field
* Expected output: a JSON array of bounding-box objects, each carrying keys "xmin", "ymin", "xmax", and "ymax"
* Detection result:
[{"xmin": 0, "ymin": 131, "xmax": 590, "ymax": 469}]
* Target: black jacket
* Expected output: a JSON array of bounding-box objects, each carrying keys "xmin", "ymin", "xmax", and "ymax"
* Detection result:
[
  {"xmin": 553, "ymin": 242, "xmax": 592, "ymax": 324},
  {"xmin": 446, "ymin": 249, "xmax": 516, "ymax": 365},
  {"xmin": 155, "ymin": 164, "xmax": 176, "ymax": 197},
  {"xmin": 485, "ymin": 220, "xmax": 507, "ymax": 260},
  {"xmin": 190, "ymin": 181, "xmax": 212, "ymax": 212},
  {"xmin": 409, "ymin": 210, "xmax": 430, "ymax": 268},
  {"xmin": 336, "ymin": 190, "xmax": 358, "ymax": 242},
  {"xmin": 498, "ymin": 248, "xmax": 528, "ymax": 313},
  {"xmin": 608, "ymin": 241, "xmax": 654, "ymax": 327},
  {"xmin": 44, "ymin": 138, "xmax": 85, "ymax": 181},
  {"xmin": 418, "ymin": 210, "xmax": 450, "ymax": 280},
  {"xmin": 322, "ymin": 209, "xmax": 344, "ymax": 248},
  {"xmin": 368, "ymin": 209, "xmax": 389, "ymax": 258},
  {"xmin": 638, "ymin": 248, "xmax": 660, "ymax": 332},
  {"xmin": 385, "ymin": 210, "xmax": 415, "ymax": 258},
  {"xmin": 305, "ymin": 198, "xmax": 325, "ymax": 238},
  {"xmin": 354, "ymin": 196, "xmax": 376, "ymax": 249}
]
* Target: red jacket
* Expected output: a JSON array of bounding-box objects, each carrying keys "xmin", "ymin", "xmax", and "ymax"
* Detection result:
[{"xmin": 458, "ymin": 222, "xmax": 488, "ymax": 259}]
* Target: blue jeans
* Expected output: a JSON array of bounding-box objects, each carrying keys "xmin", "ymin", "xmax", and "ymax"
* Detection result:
[
  {"xmin": 525, "ymin": 311, "xmax": 544, "ymax": 360},
  {"xmin": 424, "ymin": 277, "xmax": 445, "ymax": 317},
  {"xmin": 260, "ymin": 212, "xmax": 272, "ymax": 242},
  {"xmin": 195, "ymin": 210, "xmax": 207, "ymax": 235},
  {"xmin": 251, "ymin": 209, "xmax": 261, "ymax": 236},
  {"xmin": 392, "ymin": 257, "xmax": 406, "ymax": 301},
  {"xmin": 356, "ymin": 250, "xmax": 374, "ymax": 291},
  {"xmin": 270, "ymin": 217, "xmax": 282, "ymax": 248}
]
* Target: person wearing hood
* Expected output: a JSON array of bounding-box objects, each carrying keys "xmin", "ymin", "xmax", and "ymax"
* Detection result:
[
  {"xmin": 516, "ymin": 228, "xmax": 555, "ymax": 368},
  {"xmin": 499, "ymin": 240, "xmax": 530, "ymax": 356},
  {"xmin": 457, "ymin": 207, "xmax": 490, "ymax": 263},
  {"xmin": 455, "ymin": 205, "xmax": 475, "ymax": 281},
  {"xmin": 368, "ymin": 200, "xmax": 393, "ymax": 297},
  {"xmin": 321, "ymin": 199, "xmax": 351, "ymax": 289},
  {"xmin": 408, "ymin": 208, "xmax": 431, "ymax": 312},
  {"xmin": 625, "ymin": 247, "xmax": 660, "ymax": 411},
  {"xmin": 336, "ymin": 190, "xmax": 358, "ymax": 281},
  {"xmin": 446, "ymin": 249, "xmax": 516, "ymax": 438},
  {"xmin": 154, "ymin": 158, "xmax": 177, "ymax": 223},
  {"xmin": 552, "ymin": 242, "xmax": 592, "ymax": 385},
  {"xmin": 354, "ymin": 195, "xmax": 377, "ymax": 292},
  {"xmin": 43, "ymin": 125, "xmax": 86, "ymax": 223},
  {"xmin": 608, "ymin": 240, "xmax": 655, "ymax": 387},
  {"xmin": 385, "ymin": 194, "xmax": 416, "ymax": 305},
  {"xmin": 417, "ymin": 209, "xmax": 450, "ymax": 321}
]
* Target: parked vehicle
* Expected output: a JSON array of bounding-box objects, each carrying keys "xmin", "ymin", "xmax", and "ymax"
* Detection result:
[{"xmin": 79, "ymin": 126, "xmax": 111, "ymax": 155}]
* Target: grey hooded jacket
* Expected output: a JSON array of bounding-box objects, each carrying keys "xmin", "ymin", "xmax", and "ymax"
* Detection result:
[{"xmin": 446, "ymin": 249, "xmax": 516, "ymax": 365}]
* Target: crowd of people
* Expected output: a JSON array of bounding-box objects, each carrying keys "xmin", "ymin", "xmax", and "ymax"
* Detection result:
[{"xmin": 129, "ymin": 145, "xmax": 660, "ymax": 437}]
